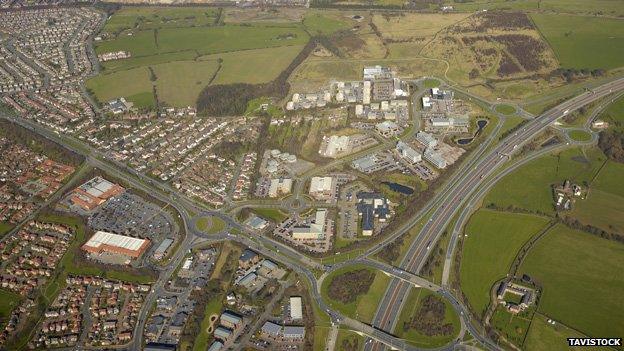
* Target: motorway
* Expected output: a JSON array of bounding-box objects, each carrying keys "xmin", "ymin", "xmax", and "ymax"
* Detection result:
[
  {"xmin": 2, "ymin": 76, "xmax": 623, "ymax": 351},
  {"xmin": 364, "ymin": 77, "xmax": 624, "ymax": 351}
]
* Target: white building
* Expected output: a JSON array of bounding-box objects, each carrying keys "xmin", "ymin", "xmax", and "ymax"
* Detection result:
[
  {"xmin": 396, "ymin": 141, "xmax": 422, "ymax": 163},
  {"xmin": 268, "ymin": 178, "xmax": 293, "ymax": 198},
  {"xmin": 290, "ymin": 296, "xmax": 303, "ymax": 320},
  {"xmin": 309, "ymin": 177, "xmax": 335, "ymax": 200},
  {"xmin": 292, "ymin": 209, "xmax": 327, "ymax": 240},
  {"xmin": 417, "ymin": 131, "xmax": 437, "ymax": 148},
  {"xmin": 322, "ymin": 135, "xmax": 350, "ymax": 157},
  {"xmin": 424, "ymin": 148, "xmax": 447, "ymax": 169}
]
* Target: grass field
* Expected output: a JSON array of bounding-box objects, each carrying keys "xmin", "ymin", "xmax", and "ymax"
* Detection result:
[
  {"xmin": 524, "ymin": 314, "xmax": 595, "ymax": 351},
  {"xmin": 570, "ymin": 159, "xmax": 624, "ymax": 233},
  {"xmin": 252, "ymin": 208, "xmax": 288, "ymax": 222},
  {"xmin": 193, "ymin": 296, "xmax": 223, "ymax": 351},
  {"xmin": 86, "ymin": 66, "xmax": 155, "ymax": 108},
  {"xmin": 102, "ymin": 6, "xmax": 220, "ymax": 35},
  {"xmin": 199, "ymin": 45, "xmax": 305, "ymax": 85},
  {"xmin": 460, "ymin": 209, "xmax": 550, "ymax": 316},
  {"xmin": 596, "ymin": 94, "xmax": 624, "ymax": 132},
  {"xmin": 335, "ymin": 329, "xmax": 365, "ymax": 351},
  {"xmin": 531, "ymin": 14, "xmax": 624, "ymax": 70},
  {"xmin": 484, "ymin": 147, "xmax": 606, "ymax": 215},
  {"xmin": 519, "ymin": 224, "xmax": 624, "ymax": 339},
  {"xmin": 152, "ymin": 60, "xmax": 220, "ymax": 106},
  {"xmin": 0, "ymin": 289, "xmax": 21, "ymax": 329},
  {"xmin": 320, "ymin": 265, "xmax": 390, "ymax": 323},
  {"xmin": 0, "ymin": 222, "xmax": 12, "ymax": 237},
  {"xmin": 443, "ymin": 0, "xmax": 624, "ymax": 16},
  {"xmin": 394, "ymin": 288, "xmax": 460, "ymax": 348},
  {"xmin": 495, "ymin": 104, "xmax": 516, "ymax": 116},
  {"xmin": 489, "ymin": 305, "xmax": 533, "ymax": 347},
  {"xmin": 567, "ymin": 130, "xmax": 593, "ymax": 142},
  {"xmin": 303, "ymin": 13, "xmax": 350, "ymax": 35},
  {"xmin": 196, "ymin": 216, "xmax": 226, "ymax": 234}
]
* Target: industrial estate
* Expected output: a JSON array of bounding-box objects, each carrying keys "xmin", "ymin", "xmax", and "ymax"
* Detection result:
[{"xmin": 0, "ymin": 0, "xmax": 623, "ymax": 351}]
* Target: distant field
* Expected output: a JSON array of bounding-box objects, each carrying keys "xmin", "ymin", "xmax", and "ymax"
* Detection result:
[
  {"xmin": 303, "ymin": 13, "xmax": 350, "ymax": 35},
  {"xmin": 152, "ymin": 60, "xmax": 220, "ymax": 107},
  {"xmin": 102, "ymin": 6, "xmax": 220, "ymax": 34},
  {"xmin": 531, "ymin": 14, "xmax": 624, "ymax": 70},
  {"xmin": 460, "ymin": 209, "xmax": 550, "ymax": 316},
  {"xmin": 200, "ymin": 45, "xmax": 305, "ymax": 85},
  {"xmin": 320, "ymin": 265, "xmax": 390, "ymax": 323},
  {"xmin": 443, "ymin": 0, "xmax": 624, "ymax": 16},
  {"xmin": 484, "ymin": 147, "xmax": 606, "ymax": 214},
  {"xmin": 597, "ymin": 95, "xmax": 624, "ymax": 131},
  {"xmin": 570, "ymin": 160, "xmax": 624, "ymax": 233},
  {"xmin": 394, "ymin": 287, "xmax": 460, "ymax": 348},
  {"xmin": 519, "ymin": 224, "xmax": 624, "ymax": 338},
  {"xmin": 86, "ymin": 66, "xmax": 154, "ymax": 108},
  {"xmin": 97, "ymin": 24, "xmax": 307, "ymax": 58}
]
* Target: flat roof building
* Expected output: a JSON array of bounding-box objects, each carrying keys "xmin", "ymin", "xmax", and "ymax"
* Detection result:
[
  {"xmin": 309, "ymin": 177, "xmax": 335, "ymax": 201},
  {"xmin": 81, "ymin": 231, "xmax": 150, "ymax": 259},
  {"xmin": 290, "ymin": 296, "xmax": 303, "ymax": 320},
  {"xmin": 292, "ymin": 209, "xmax": 327, "ymax": 240},
  {"xmin": 69, "ymin": 177, "xmax": 124, "ymax": 211},
  {"xmin": 268, "ymin": 178, "xmax": 293, "ymax": 198}
]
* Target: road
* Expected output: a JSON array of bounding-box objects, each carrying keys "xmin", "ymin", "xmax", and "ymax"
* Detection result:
[
  {"xmin": 2, "ymin": 75, "xmax": 623, "ymax": 351},
  {"xmin": 364, "ymin": 77, "xmax": 624, "ymax": 351}
]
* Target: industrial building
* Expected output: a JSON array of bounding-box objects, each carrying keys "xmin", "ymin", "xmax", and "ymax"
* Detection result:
[
  {"xmin": 69, "ymin": 177, "xmax": 124, "ymax": 211},
  {"xmin": 289, "ymin": 296, "xmax": 303, "ymax": 320},
  {"xmin": 309, "ymin": 177, "xmax": 335, "ymax": 201},
  {"xmin": 268, "ymin": 178, "xmax": 292, "ymax": 198},
  {"xmin": 81, "ymin": 231, "xmax": 150, "ymax": 259},
  {"xmin": 396, "ymin": 141, "xmax": 422, "ymax": 164},
  {"xmin": 291, "ymin": 209, "xmax": 327, "ymax": 240},
  {"xmin": 356, "ymin": 192, "xmax": 391, "ymax": 236},
  {"xmin": 320, "ymin": 135, "xmax": 350, "ymax": 158}
]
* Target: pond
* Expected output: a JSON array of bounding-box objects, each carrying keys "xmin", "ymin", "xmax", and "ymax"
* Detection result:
[
  {"xmin": 456, "ymin": 119, "xmax": 488, "ymax": 146},
  {"xmin": 382, "ymin": 182, "xmax": 414, "ymax": 195}
]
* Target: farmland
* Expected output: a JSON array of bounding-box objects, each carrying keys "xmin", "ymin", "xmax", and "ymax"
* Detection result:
[
  {"xmin": 531, "ymin": 14, "xmax": 624, "ymax": 70},
  {"xmin": 484, "ymin": 147, "xmax": 606, "ymax": 215},
  {"xmin": 518, "ymin": 224, "xmax": 624, "ymax": 339},
  {"xmin": 90, "ymin": 6, "xmax": 311, "ymax": 108},
  {"xmin": 459, "ymin": 209, "xmax": 550, "ymax": 316}
]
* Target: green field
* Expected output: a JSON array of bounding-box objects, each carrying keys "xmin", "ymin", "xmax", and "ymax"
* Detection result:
[
  {"xmin": 251, "ymin": 208, "xmax": 288, "ymax": 222},
  {"xmin": 423, "ymin": 78, "xmax": 440, "ymax": 89},
  {"xmin": 531, "ymin": 14, "xmax": 624, "ymax": 70},
  {"xmin": 597, "ymin": 94, "xmax": 624, "ymax": 131},
  {"xmin": 567, "ymin": 130, "xmax": 593, "ymax": 142},
  {"xmin": 335, "ymin": 329, "xmax": 365, "ymax": 351},
  {"xmin": 484, "ymin": 147, "xmax": 606, "ymax": 214},
  {"xmin": 92, "ymin": 8, "xmax": 311, "ymax": 108},
  {"xmin": 444, "ymin": 0, "xmax": 624, "ymax": 16},
  {"xmin": 592, "ymin": 160, "xmax": 624, "ymax": 198},
  {"xmin": 193, "ymin": 296, "xmax": 223, "ymax": 351},
  {"xmin": 96, "ymin": 24, "xmax": 307, "ymax": 58},
  {"xmin": 321, "ymin": 265, "xmax": 390, "ymax": 323},
  {"xmin": 86, "ymin": 67, "xmax": 155, "ymax": 108},
  {"xmin": 495, "ymin": 104, "xmax": 516, "ymax": 116},
  {"xmin": 460, "ymin": 209, "xmax": 550, "ymax": 316},
  {"xmin": 524, "ymin": 314, "xmax": 597, "ymax": 351},
  {"xmin": 395, "ymin": 288, "xmax": 460, "ymax": 348},
  {"xmin": 303, "ymin": 13, "xmax": 350, "ymax": 35},
  {"xmin": 152, "ymin": 60, "xmax": 220, "ymax": 106},
  {"xmin": 102, "ymin": 6, "xmax": 220, "ymax": 35},
  {"xmin": 200, "ymin": 45, "xmax": 305, "ymax": 85},
  {"xmin": 0, "ymin": 222, "xmax": 13, "ymax": 237},
  {"xmin": 196, "ymin": 216, "xmax": 226, "ymax": 234},
  {"xmin": 519, "ymin": 224, "xmax": 624, "ymax": 339},
  {"xmin": 0, "ymin": 289, "xmax": 21, "ymax": 328}
]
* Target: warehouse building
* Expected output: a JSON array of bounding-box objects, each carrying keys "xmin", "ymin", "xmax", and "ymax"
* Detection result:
[
  {"xmin": 290, "ymin": 296, "xmax": 303, "ymax": 320},
  {"xmin": 81, "ymin": 231, "xmax": 150, "ymax": 259},
  {"xmin": 309, "ymin": 177, "xmax": 335, "ymax": 201},
  {"xmin": 69, "ymin": 177, "xmax": 124, "ymax": 211}
]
